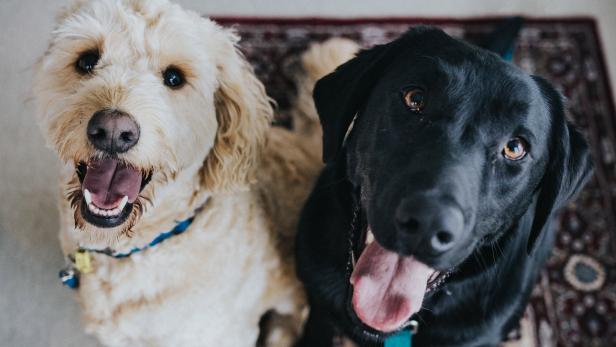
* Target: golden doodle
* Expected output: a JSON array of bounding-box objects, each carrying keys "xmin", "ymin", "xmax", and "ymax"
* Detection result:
[{"xmin": 33, "ymin": 0, "xmax": 357, "ymax": 345}]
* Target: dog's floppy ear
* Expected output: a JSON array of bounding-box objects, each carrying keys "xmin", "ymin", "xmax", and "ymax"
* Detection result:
[
  {"xmin": 314, "ymin": 27, "xmax": 447, "ymax": 163},
  {"xmin": 527, "ymin": 76, "xmax": 593, "ymax": 253},
  {"xmin": 201, "ymin": 26, "xmax": 273, "ymax": 192}
]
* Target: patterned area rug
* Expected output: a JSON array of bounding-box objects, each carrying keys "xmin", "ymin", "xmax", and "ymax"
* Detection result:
[{"xmin": 215, "ymin": 17, "xmax": 616, "ymax": 347}]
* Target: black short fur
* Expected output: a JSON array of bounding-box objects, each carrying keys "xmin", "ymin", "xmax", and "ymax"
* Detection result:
[{"xmin": 295, "ymin": 26, "xmax": 593, "ymax": 347}]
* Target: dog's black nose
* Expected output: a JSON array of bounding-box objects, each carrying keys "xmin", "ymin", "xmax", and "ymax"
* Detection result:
[
  {"xmin": 87, "ymin": 109, "xmax": 140, "ymax": 154},
  {"xmin": 395, "ymin": 195, "xmax": 464, "ymax": 255}
]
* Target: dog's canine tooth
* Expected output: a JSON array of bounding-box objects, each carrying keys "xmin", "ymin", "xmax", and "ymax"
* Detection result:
[
  {"xmin": 84, "ymin": 189, "xmax": 92, "ymax": 205},
  {"xmin": 366, "ymin": 229, "xmax": 375, "ymax": 245},
  {"xmin": 119, "ymin": 195, "xmax": 128, "ymax": 210}
]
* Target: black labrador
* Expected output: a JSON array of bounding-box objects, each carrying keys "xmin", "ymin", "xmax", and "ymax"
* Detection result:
[{"xmin": 295, "ymin": 26, "xmax": 593, "ymax": 347}]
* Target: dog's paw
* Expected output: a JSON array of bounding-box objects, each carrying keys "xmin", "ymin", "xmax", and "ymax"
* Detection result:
[
  {"xmin": 261, "ymin": 326, "xmax": 296, "ymax": 347},
  {"xmin": 258, "ymin": 310, "xmax": 305, "ymax": 347}
]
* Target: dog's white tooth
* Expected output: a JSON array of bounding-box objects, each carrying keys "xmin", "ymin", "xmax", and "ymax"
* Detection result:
[
  {"xmin": 119, "ymin": 195, "xmax": 128, "ymax": 210},
  {"xmin": 83, "ymin": 189, "xmax": 92, "ymax": 205},
  {"xmin": 366, "ymin": 229, "xmax": 375, "ymax": 245}
]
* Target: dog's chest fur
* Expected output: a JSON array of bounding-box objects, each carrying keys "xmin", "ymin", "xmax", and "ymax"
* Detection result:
[
  {"xmin": 54, "ymin": 126, "xmax": 320, "ymax": 347},
  {"xmin": 73, "ymin": 194, "xmax": 286, "ymax": 347}
]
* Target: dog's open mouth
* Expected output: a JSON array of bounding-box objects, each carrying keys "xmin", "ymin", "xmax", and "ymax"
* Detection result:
[
  {"xmin": 348, "ymin": 225, "xmax": 451, "ymax": 334},
  {"xmin": 76, "ymin": 158, "xmax": 152, "ymax": 228}
]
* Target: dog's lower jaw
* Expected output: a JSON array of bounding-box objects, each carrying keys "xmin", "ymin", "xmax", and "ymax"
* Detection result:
[
  {"xmin": 345, "ymin": 218, "xmax": 454, "ymax": 335},
  {"xmin": 62, "ymin": 160, "xmax": 207, "ymax": 253}
]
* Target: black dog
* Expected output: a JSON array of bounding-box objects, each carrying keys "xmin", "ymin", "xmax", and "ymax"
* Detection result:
[{"xmin": 295, "ymin": 26, "xmax": 593, "ymax": 347}]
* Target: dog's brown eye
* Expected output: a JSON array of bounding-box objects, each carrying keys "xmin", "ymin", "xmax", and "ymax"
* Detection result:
[
  {"xmin": 503, "ymin": 137, "xmax": 528, "ymax": 161},
  {"xmin": 163, "ymin": 67, "xmax": 185, "ymax": 89},
  {"xmin": 76, "ymin": 51, "xmax": 99, "ymax": 74},
  {"xmin": 403, "ymin": 88, "xmax": 425, "ymax": 113}
]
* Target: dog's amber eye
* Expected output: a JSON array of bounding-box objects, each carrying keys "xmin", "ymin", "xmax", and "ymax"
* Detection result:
[
  {"xmin": 503, "ymin": 137, "xmax": 528, "ymax": 161},
  {"xmin": 163, "ymin": 67, "xmax": 185, "ymax": 89},
  {"xmin": 75, "ymin": 51, "xmax": 99, "ymax": 74},
  {"xmin": 403, "ymin": 88, "xmax": 425, "ymax": 113}
]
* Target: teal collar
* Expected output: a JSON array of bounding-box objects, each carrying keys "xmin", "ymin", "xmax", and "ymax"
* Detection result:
[
  {"xmin": 86, "ymin": 216, "xmax": 194, "ymax": 258},
  {"xmin": 59, "ymin": 216, "xmax": 194, "ymax": 289},
  {"xmin": 385, "ymin": 329, "xmax": 413, "ymax": 347}
]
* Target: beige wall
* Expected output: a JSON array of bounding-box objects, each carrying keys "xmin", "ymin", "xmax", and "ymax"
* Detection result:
[{"xmin": 0, "ymin": 1, "xmax": 614, "ymax": 346}]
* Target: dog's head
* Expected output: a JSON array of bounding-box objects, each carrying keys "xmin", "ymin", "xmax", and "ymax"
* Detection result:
[
  {"xmin": 34, "ymin": 0, "xmax": 271, "ymax": 244},
  {"xmin": 314, "ymin": 27, "xmax": 592, "ymax": 334}
]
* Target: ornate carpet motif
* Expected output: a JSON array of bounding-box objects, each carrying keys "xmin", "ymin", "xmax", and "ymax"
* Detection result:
[{"xmin": 216, "ymin": 18, "xmax": 616, "ymax": 347}]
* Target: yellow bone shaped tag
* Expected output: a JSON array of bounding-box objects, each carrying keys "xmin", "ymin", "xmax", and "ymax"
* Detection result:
[{"xmin": 75, "ymin": 250, "xmax": 93, "ymax": 274}]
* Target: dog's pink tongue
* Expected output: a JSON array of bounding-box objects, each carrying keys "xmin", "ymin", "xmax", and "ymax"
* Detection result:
[
  {"xmin": 82, "ymin": 158, "xmax": 141, "ymax": 209},
  {"xmin": 350, "ymin": 237, "xmax": 433, "ymax": 332}
]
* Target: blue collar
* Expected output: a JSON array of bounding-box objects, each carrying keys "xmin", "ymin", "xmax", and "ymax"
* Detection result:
[
  {"xmin": 86, "ymin": 216, "xmax": 194, "ymax": 258},
  {"xmin": 60, "ymin": 216, "xmax": 194, "ymax": 289}
]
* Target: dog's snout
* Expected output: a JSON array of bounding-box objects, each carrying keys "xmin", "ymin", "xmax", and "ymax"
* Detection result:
[
  {"xmin": 395, "ymin": 195, "xmax": 464, "ymax": 256},
  {"xmin": 87, "ymin": 109, "xmax": 140, "ymax": 154}
]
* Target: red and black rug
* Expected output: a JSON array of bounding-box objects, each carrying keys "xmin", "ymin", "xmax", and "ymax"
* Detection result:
[{"xmin": 216, "ymin": 17, "xmax": 616, "ymax": 347}]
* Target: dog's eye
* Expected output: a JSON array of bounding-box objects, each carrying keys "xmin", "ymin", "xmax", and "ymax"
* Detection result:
[
  {"xmin": 403, "ymin": 88, "xmax": 425, "ymax": 113},
  {"xmin": 163, "ymin": 67, "xmax": 185, "ymax": 89},
  {"xmin": 502, "ymin": 137, "xmax": 528, "ymax": 161},
  {"xmin": 75, "ymin": 51, "xmax": 100, "ymax": 74}
]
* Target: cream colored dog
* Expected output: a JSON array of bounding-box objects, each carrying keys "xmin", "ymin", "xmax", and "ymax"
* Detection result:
[{"xmin": 33, "ymin": 0, "xmax": 357, "ymax": 346}]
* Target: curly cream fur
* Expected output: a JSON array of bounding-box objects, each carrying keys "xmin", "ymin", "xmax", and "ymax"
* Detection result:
[
  {"xmin": 204, "ymin": 30, "xmax": 273, "ymax": 192},
  {"xmin": 32, "ymin": 0, "xmax": 361, "ymax": 346}
]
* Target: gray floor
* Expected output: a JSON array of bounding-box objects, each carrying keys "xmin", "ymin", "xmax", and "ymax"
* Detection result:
[{"xmin": 1, "ymin": 1, "xmax": 615, "ymax": 346}]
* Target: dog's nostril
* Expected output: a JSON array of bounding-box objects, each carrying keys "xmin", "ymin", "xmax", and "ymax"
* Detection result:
[
  {"xmin": 87, "ymin": 109, "xmax": 139, "ymax": 153},
  {"xmin": 120, "ymin": 131, "xmax": 134, "ymax": 143},
  {"xmin": 396, "ymin": 196, "xmax": 465, "ymax": 256},
  {"xmin": 431, "ymin": 230, "xmax": 455, "ymax": 252},
  {"xmin": 436, "ymin": 230, "xmax": 452, "ymax": 244}
]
